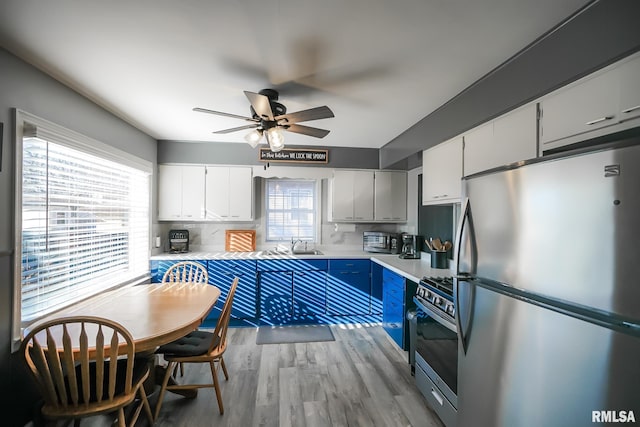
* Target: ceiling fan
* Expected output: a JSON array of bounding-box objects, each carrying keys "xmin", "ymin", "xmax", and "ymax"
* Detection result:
[{"xmin": 193, "ymin": 88, "xmax": 334, "ymax": 152}]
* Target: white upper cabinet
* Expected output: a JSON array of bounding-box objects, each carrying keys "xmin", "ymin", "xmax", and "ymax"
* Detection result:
[
  {"xmin": 374, "ymin": 171, "xmax": 407, "ymax": 222},
  {"xmin": 540, "ymin": 52, "xmax": 640, "ymax": 152},
  {"xmin": 422, "ymin": 136, "xmax": 463, "ymax": 205},
  {"xmin": 328, "ymin": 170, "xmax": 374, "ymax": 222},
  {"xmin": 540, "ymin": 70, "xmax": 619, "ymax": 146},
  {"xmin": 618, "ymin": 54, "xmax": 640, "ymax": 123},
  {"xmin": 158, "ymin": 165, "xmax": 206, "ymax": 220},
  {"xmin": 464, "ymin": 104, "xmax": 537, "ymax": 176},
  {"xmin": 205, "ymin": 166, "xmax": 253, "ymax": 221}
]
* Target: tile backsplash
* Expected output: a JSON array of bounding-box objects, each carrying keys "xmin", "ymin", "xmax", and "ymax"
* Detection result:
[{"xmin": 153, "ymin": 220, "xmax": 403, "ymax": 254}]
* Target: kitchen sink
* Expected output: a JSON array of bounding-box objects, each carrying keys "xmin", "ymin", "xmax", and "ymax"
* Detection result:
[
  {"xmin": 292, "ymin": 249, "xmax": 323, "ymax": 255},
  {"xmin": 259, "ymin": 249, "xmax": 323, "ymax": 256}
]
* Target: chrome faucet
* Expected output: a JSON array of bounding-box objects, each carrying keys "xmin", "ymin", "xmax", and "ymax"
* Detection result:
[{"xmin": 291, "ymin": 238, "xmax": 305, "ymax": 253}]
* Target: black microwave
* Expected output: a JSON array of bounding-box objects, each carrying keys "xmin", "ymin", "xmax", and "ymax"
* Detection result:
[{"xmin": 363, "ymin": 231, "xmax": 400, "ymax": 254}]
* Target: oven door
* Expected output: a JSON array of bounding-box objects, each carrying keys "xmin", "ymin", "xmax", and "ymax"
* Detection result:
[{"xmin": 414, "ymin": 301, "xmax": 458, "ymax": 409}]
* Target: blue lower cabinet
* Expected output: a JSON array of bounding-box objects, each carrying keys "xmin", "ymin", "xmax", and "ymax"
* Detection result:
[
  {"xmin": 257, "ymin": 259, "xmax": 328, "ymax": 326},
  {"xmin": 383, "ymin": 290, "xmax": 404, "ymax": 347},
  {"xmin": 327, "ymin": 259, "xmax": 371, "ymax": 315},
  {"xmin": 293, "ymin": 271, "xmax": 327, "ymax": 322},
  {"xmin": 382, "ymin": 267, "xmax": 417, "ymax": 350},
  {"xmin": 206, "ymin": 260, "xmax": 257, "ymax": 322}
]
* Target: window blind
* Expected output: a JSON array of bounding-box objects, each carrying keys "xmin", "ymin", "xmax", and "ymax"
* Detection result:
[
  {"xmin": 20, "ymin": 133, "xmax": 150, "ymax": 322},
  {"xmin": 265, "ymin": 179, "xmax": 317, "ymax": 241}
]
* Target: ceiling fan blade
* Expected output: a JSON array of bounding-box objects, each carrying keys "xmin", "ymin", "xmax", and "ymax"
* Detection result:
[
  {"xmin": 193, "ymin": 107, "xmax": 256, "ymax": 122},
  {"xmin": 213, "ymin": 124, "xmax": 260, "ymax": 134},
  {"xmin": 244, "ymin": 91, "xmax": 274, "ymax": 121},
  {"xmin": 282, "ymin": 123, "xmax": 330, "ymax": 138},
  {"xmin": 276, "ymin": 106, "xmax": 334, "ymax": 124}
]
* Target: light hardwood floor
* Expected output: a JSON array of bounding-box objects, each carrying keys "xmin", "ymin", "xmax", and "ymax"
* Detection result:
[{"xmin": 33, "ymin": 324, "xmax": 445, "ymax": 427}]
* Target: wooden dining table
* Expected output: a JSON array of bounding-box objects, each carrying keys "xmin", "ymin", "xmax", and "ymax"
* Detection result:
[{"xmin": 24, "ymin": 282, "xmax": 221, "ymax": 355}]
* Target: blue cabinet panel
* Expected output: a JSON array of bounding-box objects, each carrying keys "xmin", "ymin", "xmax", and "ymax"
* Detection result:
[
  {"xmin": 258, "ymin": 261, "xmax": 328, "ymax": 325},
  {"xmin": 327, "ymin": 259, "xmax": 371, "ymax": 315},
  {"xmin": 259, "ymin": 271, "xmax": 294, "ymax": 325},
  {"xmin": 382, "ymin": 267, "xmax": 407, "ymax": 349},
  {"xmin": 207, "ymin": 259, "xmax": 257, "ymax": 321},
  {"xmin": 370, "ymin": 262, "xmax": 383, "ymax": 314},
  {"xmin": 293, "ymin": 271, "xmax": 327, "ymax": 323}
]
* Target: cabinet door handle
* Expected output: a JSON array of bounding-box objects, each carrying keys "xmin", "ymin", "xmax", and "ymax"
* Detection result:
[
  {"xmin": 622, "ymin": 105, "xmax": 640, "ymax": 114},
  {"xmin": 585, "ymin": 116, "xmax": 613, "ymax": 125}
]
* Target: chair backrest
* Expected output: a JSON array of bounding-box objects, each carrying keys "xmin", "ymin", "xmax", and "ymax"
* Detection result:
[
  {"xmin": 162, "ymin": 261, "xmax": 208, "ymax": 284},
  {"xmin": 20, "ymin": 316, "xmax": 137, "ymax": 412},
  {"xmin": 208, "ymin": 277, "xmax": 239, "ymax": 354}
]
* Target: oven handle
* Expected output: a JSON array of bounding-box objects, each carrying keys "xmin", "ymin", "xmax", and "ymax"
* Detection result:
[{"xmin": 413, "ymin": 297, "xmax": 457, "ymax": 333}]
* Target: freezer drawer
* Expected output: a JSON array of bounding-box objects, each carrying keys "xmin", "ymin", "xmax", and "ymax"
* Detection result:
[{"xmin": 457, "ymin": 282, "xmax": 640, "ymax": 427}]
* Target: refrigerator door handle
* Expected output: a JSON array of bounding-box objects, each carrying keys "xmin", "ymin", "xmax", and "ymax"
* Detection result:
[
  {"xmin": 455, "ymin": 197, "xmax": 477, "ymax": 276},
  {"xmin": 455, "ymin": 278, "xmax": 475, "ymax": 355}
]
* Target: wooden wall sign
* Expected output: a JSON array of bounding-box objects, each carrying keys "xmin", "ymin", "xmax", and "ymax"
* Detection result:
[{"xmin": 259, "ymin": 148, "xmax": 328, "ymax": 164}]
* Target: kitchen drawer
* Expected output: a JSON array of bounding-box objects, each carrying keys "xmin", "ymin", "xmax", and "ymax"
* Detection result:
[
  {"xmin": 328, "ymin": 259, "xmax": 370, "ymax": 273},
  {"xmin": 209, "ymin": 259, "xmax": 256, "ymax": 276},
  {"xmin": 257, "ymin": 259, "xmax": 328, "ymax": 272},
  {"xmin": 383, "ymin": 268, "xmax": 404, "ymax": 286},
  {"xmin": 383, "ymin": 282, "xmax": 404, "ymax": 300},
  {"xmin": 384, "ymin": 293, "xmax": 404, "ymax": 316}
]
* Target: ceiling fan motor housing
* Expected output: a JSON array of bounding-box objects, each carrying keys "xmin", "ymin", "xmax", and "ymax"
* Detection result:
[{"xmin": 250, "ymin": 89, "xmax": 287, "ymax": 121}]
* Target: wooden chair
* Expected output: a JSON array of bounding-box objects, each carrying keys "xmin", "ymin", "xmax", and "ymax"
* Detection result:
[
  {"xmin": 154, "ymin": 277, "xmax": 238, "ymax": 420},
  {"xmin": 162, "ymin": 261, "xmax": 208, "ymax": 284},
  {"xmin": 162, "ymin": 260, "xmax": 209, "ymax": 378},
  {"xmin": 20, "ymin": 316, "xmax": 154, "ymax": 427}
]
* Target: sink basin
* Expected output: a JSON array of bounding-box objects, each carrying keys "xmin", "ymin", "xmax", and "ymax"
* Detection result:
[
  {"xmin": 292, "ymin": 249, "xmax": 323, "ymax": 255},
  {"xmin": 261, "ymin": 249, "xmax": 292, "ymax": 256}
]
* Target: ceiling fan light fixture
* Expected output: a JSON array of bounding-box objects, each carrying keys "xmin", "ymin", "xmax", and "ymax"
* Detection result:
[
  {"xmin": 245, "ymin": 128, "xmax": 263, "ymax": 148},
  {"xmin": 266, "ymin": 127, "xmax": 285, "ymax": 152}
]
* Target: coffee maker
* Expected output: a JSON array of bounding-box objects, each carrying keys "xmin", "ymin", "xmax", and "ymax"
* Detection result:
[{"xmin": 399, "ymin": 234, "xmax": 421, "ymax": 259}]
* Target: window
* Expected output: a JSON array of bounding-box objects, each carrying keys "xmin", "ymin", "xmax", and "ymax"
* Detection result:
[
  {"xmin": 14, "ymin": 111, "xmax": 151, "ymax": 338},
  {"xmin": 265, "ymin": 179, "xmax": 318, "ymax": 242}
]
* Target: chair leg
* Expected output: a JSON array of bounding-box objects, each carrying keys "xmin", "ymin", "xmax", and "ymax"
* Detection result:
[
  {"xmin": 137, "ymin": 385, "xmax": 154, "ymax": 426},
  {"xmin": 117, "ymin": 408, "xmax": 126, "ymax": 427},
  {"xmin": 220, "ymin": 356, "xmax": 229, "ymax": 381},
  {"xmin": 154, "ymin": 361, "xmax": 176, "ymax": 421},
  {"xmin": 209, "ymin": 360, "xmax": 224, "ymax": 415}
]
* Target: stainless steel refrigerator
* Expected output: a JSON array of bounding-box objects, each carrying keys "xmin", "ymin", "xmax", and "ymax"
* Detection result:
[{"xmin": 454, "ymin": 140, "xmax": 640, "ymax": 427}]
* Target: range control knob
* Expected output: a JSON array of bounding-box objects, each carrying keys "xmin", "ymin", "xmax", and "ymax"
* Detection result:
[{"xmin": 434, "ymin": 296, "xmax": 443, "ymax": 306}]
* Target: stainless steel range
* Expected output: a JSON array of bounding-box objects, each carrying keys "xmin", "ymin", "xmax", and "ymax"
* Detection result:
[{"xmin": 409, "ymin": 276, "xmax": 458, "ymax": 427}]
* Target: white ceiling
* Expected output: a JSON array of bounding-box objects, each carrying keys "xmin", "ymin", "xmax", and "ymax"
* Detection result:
[{"xmin": 0, "ymin": 0, "xmax": 590, "ymax": 149}]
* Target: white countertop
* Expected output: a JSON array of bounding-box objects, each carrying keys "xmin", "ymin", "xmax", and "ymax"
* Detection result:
[
  {"xmin": 369, "ymin": 254, "xmax": 453, "ymax": 283},
  {"xmin": 150, "ymin": 250, "xmax": 453, "ymax": 282}
]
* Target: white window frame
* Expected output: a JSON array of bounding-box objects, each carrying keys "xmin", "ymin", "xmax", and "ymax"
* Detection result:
[
  {"xmin": 11, "ymin": 110, "xmax": 153, "ymax": 351},
  {"xmin": 263, "ymin": 178, "xmax": 321, "ymax": 243}
]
